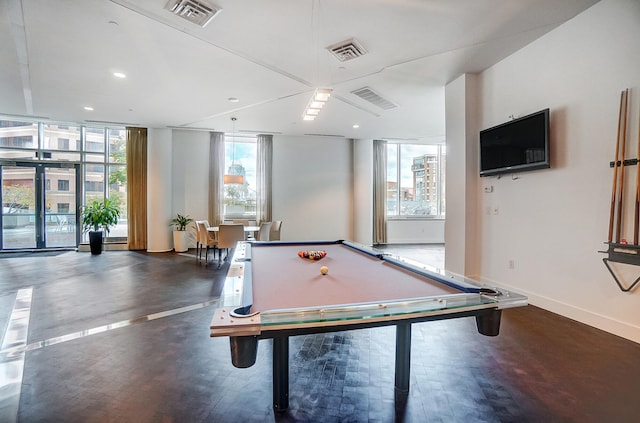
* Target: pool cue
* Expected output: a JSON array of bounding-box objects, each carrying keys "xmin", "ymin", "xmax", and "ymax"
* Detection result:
[
  {"xmin": 615, "ymin": 88, "xmax": 629, "ymax": 243},
  {"xmin": 635, "ymin": 98, "xmax": 640, "ymax": 244},
  {"xmin": 609, "ymin": 90, "xmax": 626, "ymax": 243}
]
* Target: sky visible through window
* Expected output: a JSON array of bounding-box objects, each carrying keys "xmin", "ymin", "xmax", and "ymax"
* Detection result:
[{"xmin": 225, "ymin": 139, "xmax": 256, "ymax": 188}]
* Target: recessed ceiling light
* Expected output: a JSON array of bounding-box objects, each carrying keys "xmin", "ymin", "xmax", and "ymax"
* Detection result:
[
  {"xmin": 113, "ymin": 72, "xmax": 126, "ymax": 78},
  {"xmin": 228, "ymin": 97, "xmax": 239, "ymax": 103},
  {"xmin": 84, "ymin": 106, "xmax": 94, "ymax": 111},
  {"xmin": 353, "ymin": 124, "xmax": 360, "ymax": 129}
]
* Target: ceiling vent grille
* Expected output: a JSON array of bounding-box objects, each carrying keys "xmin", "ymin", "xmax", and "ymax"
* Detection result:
[
  {"xmin": 326, "ymin": 38, "xmax": 367, "ymax": 62},
  {"xmin": 165, "ymin": 0, "xmax": 222, "ymax": 27},
  {"xmin": 351, "ymin": 87, "xmax": 398, "ymax": 111}
]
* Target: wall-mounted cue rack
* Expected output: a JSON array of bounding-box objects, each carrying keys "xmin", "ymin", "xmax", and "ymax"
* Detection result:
[{"xmin": 601, "ymin": 88, "xmax": 640, "ymax": 292}]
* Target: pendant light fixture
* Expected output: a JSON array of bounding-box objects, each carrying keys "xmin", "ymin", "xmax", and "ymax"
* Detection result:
[
  {"xmin": 223, "ymin": 117, "xmax": 244, "ymax": 185},
  {"xmin": 302, "ymin": 0, "xmax": 332, "ymax": 122}
]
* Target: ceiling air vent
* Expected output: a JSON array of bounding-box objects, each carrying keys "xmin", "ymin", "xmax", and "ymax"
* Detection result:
[
  {"xmin": 166, "ymin": 0, "xmax": 222, "ymax": 27},
  {"xmin": 351, "ymin": 87, "xmax": 398, "ymax": 111},
  {"xmin": 326, "ymin": 38, "xmax": 367, "ymax": 62}
]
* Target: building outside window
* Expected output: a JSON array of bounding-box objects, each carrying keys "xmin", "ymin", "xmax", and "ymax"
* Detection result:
[
  {"xmin": 58, "ymin": 180, "xmax": 70, "ymax": 191},
  {"xmin": 386, "ymin": 143, "xmax": 446, "ymax": 218}
]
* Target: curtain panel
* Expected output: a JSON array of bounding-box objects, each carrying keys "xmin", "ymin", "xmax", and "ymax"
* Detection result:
[
  {"xmin": 209, "ymin": 132, "xmax": 225, "ymax": 225},
  {"xmin": 256, "ymin": 134, "xmax": 273, "ymax": 223},
  {"xmin": 126, "ymin": 127, "xmax": 147, "ymax": 250},
  {"xmin": 373, "ymin": 139, "xmax": 387, "ymax": 244}
]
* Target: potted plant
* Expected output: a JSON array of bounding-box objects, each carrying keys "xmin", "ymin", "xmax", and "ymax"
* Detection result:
[
  {"xmin": 171, "ymin": 213, "xmax": 194, "ymax": 253},
  {"xmin": 81, "ymin": 199, "xmax": 120, "ymax": 255}
]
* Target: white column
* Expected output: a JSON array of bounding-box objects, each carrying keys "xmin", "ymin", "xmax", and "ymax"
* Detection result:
[
  {"xmin": 147, "ymin": 128, "xmax": 173, "ymax": 252},
  {"xmin": 353, "ymin": 138, "xmax": 374, "ymax": 246},
  {"xmin": 444, "ymin": 74, "xmax": 479, "ymax": 276}
]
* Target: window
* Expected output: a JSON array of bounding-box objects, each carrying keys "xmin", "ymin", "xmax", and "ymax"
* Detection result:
[
  {"xmin": 57, "ymin": 203, "xmax": 70, "ymax": 213},
  {"xmin": 43, "ymin": 124, "xmax": 80, "ymax": 152},
  {"xmin": 0, "ymin": 120, "xmax": 37, "ymax": 149},
  {"xmin": 1, "ymin": 136, "xmax": 33, "ymax": 148},
  {"xmin": 0, "ymin": 116, "xmax": 127, "ymax": 242},
  {"xmin": 386, "ymin": 143, "xmax": 446, "ymax": 218},
  {"xmin": 223, "ymin": 136, "xmax": 257, "ymax": 219},
  {"xmin": 85, "ymin": 127, "xmax": 105, "ymax": 152},
  {"xmin": 58, "ymin": 179, "xmax": 70, "ymax": 191},
  {"xmin": 58, "ymin": 138, "xmax": 70, "ymax": 150},
  {"xmin": 84, "ymin": 181, "xmax": 104, "ymax": 193}
]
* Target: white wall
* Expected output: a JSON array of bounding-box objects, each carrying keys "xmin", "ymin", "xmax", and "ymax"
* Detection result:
[
  {"xmin": 167, "ymin": 132, "xmax": 354, "ymax": 245},
  {"xmin": 147, "ymin": 128, "xmax": 173, "ymax": 252},
  {"xmin": 166, "ymin": 131, "xmax": 444, "ymax": 249},
  {"xmin": 171, "ymin": 130, "xmax": 210, "ymax": 248},
  {"xmin": 272, "ymin": 135, "xmax": 353, "ymax": 241},
  {"xmin": 475, "ymin": 0, "xmax": 640, "ymax": 342},
  {"xmin": 387, "ymin": 219, "xmax": 445, "ymax": 244}
]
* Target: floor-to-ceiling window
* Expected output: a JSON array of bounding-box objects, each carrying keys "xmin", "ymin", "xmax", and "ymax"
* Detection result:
[{"xmin": 0, "ymin": 118, "xmax": 126, "ymax": 250}]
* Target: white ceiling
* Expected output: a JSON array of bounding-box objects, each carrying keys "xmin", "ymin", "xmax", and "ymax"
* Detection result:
[{"xmin": 0, "ymin": 0, "xmax": 599, "ymax": 141}]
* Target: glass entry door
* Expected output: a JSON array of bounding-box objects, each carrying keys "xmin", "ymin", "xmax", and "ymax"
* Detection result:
[{"xmin": 1, "ymin": 162, "xmax": 80, "ymax": 250}]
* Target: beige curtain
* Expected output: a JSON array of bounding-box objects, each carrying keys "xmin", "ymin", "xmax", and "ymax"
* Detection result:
[
  {"xmin": 373, "ymin": 139, "xmax": 387, "ymax": 244},
  {"xmin": 256, "ymin": 134, "xmax": 273, "ymax": 223},
  {"xmin": 126, "ymin": 127, "xmax": 147, "ymax": 250},
  {"xmin": 209, "ymin": 132, "xmax": 225, "ymax": 225}
]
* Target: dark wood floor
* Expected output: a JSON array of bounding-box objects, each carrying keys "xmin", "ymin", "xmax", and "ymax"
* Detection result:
[{"xmin": 1, "ymin": 246, "xmax": 639, "ymax": 422}]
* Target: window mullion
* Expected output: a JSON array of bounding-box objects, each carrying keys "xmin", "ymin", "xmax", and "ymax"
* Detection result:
[{"xmin": 395, "ymin": 144, "xmax": 401, "ymax": 216}]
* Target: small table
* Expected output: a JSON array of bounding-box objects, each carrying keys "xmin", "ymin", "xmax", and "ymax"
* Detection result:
[{"xmin": 209, "ymin": 240, "xmax": 527, "ymax": 412}]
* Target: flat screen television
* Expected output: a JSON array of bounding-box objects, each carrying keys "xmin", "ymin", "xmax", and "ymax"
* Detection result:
[{"xmin": 479, "ymin": 108, "xmax": 550, "ymax": 177}]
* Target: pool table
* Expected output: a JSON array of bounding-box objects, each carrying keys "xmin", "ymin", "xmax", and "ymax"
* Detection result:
[{"xmin": 210, "ymin": 240, "xmax": 527, "ymax": 412}]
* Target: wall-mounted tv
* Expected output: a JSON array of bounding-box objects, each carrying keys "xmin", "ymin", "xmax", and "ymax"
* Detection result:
[{"xmin": 479, "ymin": 108, "xmax": 550, "ymax": 177}]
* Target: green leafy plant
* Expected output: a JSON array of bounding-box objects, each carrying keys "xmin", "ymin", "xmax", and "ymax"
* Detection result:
[
  {"xmin": 81, "ymin": 199, "xmax": 120, "ymax": 233},
  {"xmin": 171, "ymin": 213, "xmax": 193, "ymax": 231}
]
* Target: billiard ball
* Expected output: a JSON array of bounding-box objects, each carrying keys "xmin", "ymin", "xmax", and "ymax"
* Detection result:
[{"xmin": 320, "ymin": 266, "xmax": 328, "ymax": 275}]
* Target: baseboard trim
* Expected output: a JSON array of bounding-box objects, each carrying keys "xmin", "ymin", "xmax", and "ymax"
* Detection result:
[{"xmin": 485, "ymin": 278, "xmax": 640, "ymax": 345}]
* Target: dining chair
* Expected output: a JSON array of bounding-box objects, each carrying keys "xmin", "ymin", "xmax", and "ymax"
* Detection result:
[
  {"xmin": 233, "ymin": 219, "xmax": 253, "ymax": 239},
  {"xmin": 194, "ymin": 220, "xmax": 204, "ymax": 259},
  {"xmin": 196, "ymin": 220, "xmax": 218, "ymax": 263},
  {"xmin": 194, "ymin": 220, "xmax": 212, "ymax": 260},
  {"xmin": 217, "ymin": 224, "xmax": 245, "ymax": 265},
  {"xmin": 270, "ymin": 220, "xmax": 282, "ymax": 241},
  {"xmin": 256, "ymin": 222, "xmax": 272, "ymax": 241}
]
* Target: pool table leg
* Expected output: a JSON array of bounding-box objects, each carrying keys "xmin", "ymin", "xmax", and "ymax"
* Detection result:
[
  {"xmin": 395, "ymin": 322, "xmax": 411, "ymax": 392},
  {"xmin": 476, "ymin": 309, "xmax": 502, "ymax": 336},
  {"xmin": 272, "ymin": 335, "xmax": 289, "ymax": 412}
]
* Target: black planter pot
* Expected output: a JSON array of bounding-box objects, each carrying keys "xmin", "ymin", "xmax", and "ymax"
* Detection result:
[{"xmin": 89, "ymin": 231, "xmax": 104, "ymax": 255}]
